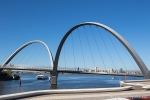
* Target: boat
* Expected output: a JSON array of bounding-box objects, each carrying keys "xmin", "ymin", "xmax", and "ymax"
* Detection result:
[
  {"xmin": 36, "ymin": 75, "xmax": 49, "ymax": 80},
  {"xmin": 112, "ymin": 76, "xmax": 115, "ymax": 79}
]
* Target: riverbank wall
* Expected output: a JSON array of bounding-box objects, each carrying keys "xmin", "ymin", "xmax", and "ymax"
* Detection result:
[{"xmin": 0, "ymin": 76, "xmax": 13, "ymax": 81}]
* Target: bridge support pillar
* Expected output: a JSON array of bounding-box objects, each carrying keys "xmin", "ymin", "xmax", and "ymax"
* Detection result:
[
  {"xmin": 50, "ymin": 71, "xmax": 58, "ymax": 85},
  {"xmin": 147, "ymin": 71, "xmax": 150, "ymax": 78},
  {"xmin": 51, "ymin": 76, "xmax": 57, "ymax": 85}
]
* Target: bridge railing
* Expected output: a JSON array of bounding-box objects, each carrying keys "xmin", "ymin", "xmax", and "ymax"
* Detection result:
[
  {"xmin": 0, "ymin": 65, "xmax": 53, "ymax": 70},
  {"xmin": 1, "ymin": 65, "xmax": 82, "ymax": 71},
  {"xmin": 0, "ymin": 65, "xmax": 143, "ymax": 75},
  {"xmin": 57, "ymin": 67, "xmax": 90, "ymax": 71}
]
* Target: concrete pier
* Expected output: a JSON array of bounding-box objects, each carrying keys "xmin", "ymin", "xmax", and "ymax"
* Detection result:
[
  {"xmin": 0, "ymin": 86, "xmax": 132, "ymax": 100},
  {"xmin": 51, "ymin": 76, "xmax": 57, "ymax": 85},
  {"xmin": 1, "ymin": 80, "xmax": 150, "ymax": 100},
  {"xmin": 120, "ymin": 79, "xmax": 150, "ymax": 90},
  {"xmin": 19, "ymin": 90, "xmax": 150, "ymax": 100}
]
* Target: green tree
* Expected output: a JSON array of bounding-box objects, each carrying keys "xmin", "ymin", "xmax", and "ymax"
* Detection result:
[
  {"xmin": 6, "ymin": 70, "xmax": 12, "ymax": 76},
  {"xmin": 1, "ymin": 70, "xmax": 12, "ymax": 76},
  {"xmin": 13, "ymin": 73, "xmax": 20, "ymax": 79}
]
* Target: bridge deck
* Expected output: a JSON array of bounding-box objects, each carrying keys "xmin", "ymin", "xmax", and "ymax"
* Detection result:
[{"xmin": 0, "ymin": 67, "xmax": 143, "ymax": 77}]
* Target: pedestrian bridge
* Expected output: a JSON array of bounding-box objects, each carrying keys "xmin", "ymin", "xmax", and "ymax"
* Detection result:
[
  {"xmin": 0, "ymin": 22, "xmax": 149, "ymax": 85},
  {"xmin": 0, "ymin": 65, "xmax": 143, "ymax": 77}
]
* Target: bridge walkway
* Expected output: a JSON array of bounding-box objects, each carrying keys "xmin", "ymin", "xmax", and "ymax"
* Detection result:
[{"xmin": 0, "ymin": 66, "xmax": 143, "ymax": 77}]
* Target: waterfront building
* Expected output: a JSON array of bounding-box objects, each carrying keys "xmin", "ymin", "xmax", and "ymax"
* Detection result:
[
  {"xmin": 88, "ymin": 69, "xmax": 95, "ymax": 72},
  {"xmin": 107, "ymin": 69, "xmax": 114, "ymax": 73},
  {"xmin": 95, "ymin": 67, "xmax": 98, "ymax": 72}
]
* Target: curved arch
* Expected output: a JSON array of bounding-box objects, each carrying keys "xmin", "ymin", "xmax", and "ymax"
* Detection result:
[
  {"xmin": 2, "ymin": 40, "xmax": 54, "ymax": 68},
  {"xmin": 53, "ymin": 22, "xmax": 150, "ymax": 79}
]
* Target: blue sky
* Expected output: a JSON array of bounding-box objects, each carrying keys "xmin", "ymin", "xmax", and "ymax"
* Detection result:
[{"xmin": 0, "ymin": 0, "xmax": 150, "ymax": 71}]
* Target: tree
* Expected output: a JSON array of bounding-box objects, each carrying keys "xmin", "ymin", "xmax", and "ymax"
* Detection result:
[
  {"xmin": 6, "ymin": 70, "xmax": 12, "ymax": 76},
  {"xmin": 1, "ymin": 70, "xmax": 12, "ymax": 76},
  {"xmin": 13, "ymin": 73, "xmax": 20, "ymax": 80}
]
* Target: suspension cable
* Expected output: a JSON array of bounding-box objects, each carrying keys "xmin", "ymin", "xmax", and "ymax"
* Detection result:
[
  {"xmin": 64, "ymin": 43, "xmax": 66, "ymax": 70},
  {"xmin": 42, "ymin": 52, "xmax": 47, "ymax": 68},
  {"xmin": 90, "ymin": 25, "xmax": 107, "ymax": 71},
  {"xmin": 77, "ymin": 28, "xmax": 86, "ymax": 69},
  {"xmin": 83, "ymin": 26, "xmax": 96, "ymax": 68},
  {"xmin": 122, "ymin": 45, "xmax": 138, "ymax": 71},
  {"xmin": 33, "ymin": 45, "xmax": 42, "ymax": 67},
  {"xmin": 71, "ymin": 33, "xmax": 77, "ymax": 70},
  {"xmin": 96, "ymin": 26, "xmax": 117, "ymax": 71},
  {"xmin": 106, "ymin": 30, "xmax": 127, "ymax": 71},
  {"xmin": 25, "ymin": 44, "xmax": 38, "ymax": 65},
  {"xmin": 17, "ymin": 43, "xmax": 38, "ymax": 65},
  {"xmin": 11, "ymin": 44, "xmax": 34, "ymax": 65}
]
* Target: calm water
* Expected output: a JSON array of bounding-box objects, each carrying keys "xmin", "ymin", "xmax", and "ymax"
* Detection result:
[{"xmin": 0, "ymin": 74, "xmax": 144, "ymax": 95}]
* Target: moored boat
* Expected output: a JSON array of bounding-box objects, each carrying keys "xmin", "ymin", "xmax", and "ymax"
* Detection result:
[
  {"xmin": 112, "ymin": 76, "xmax": 115, "ymax": 79},
  {"xmin": 36, "ymin": 75, "xmax": 48, "ymax": 80}
]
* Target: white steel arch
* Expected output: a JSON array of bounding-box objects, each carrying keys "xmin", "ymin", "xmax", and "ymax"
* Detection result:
[
  {"xmin": 53, "ymin": 22, "xmax": 150, "ymax": 80},
  {"xmin": 2, "ymin": 40, "xmax": 54, "ymax": 68}
]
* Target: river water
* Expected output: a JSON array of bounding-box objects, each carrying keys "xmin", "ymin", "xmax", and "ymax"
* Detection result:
[{"xmin": 0, "ymin": 74, "xmax": 144, "ymax": 95}]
